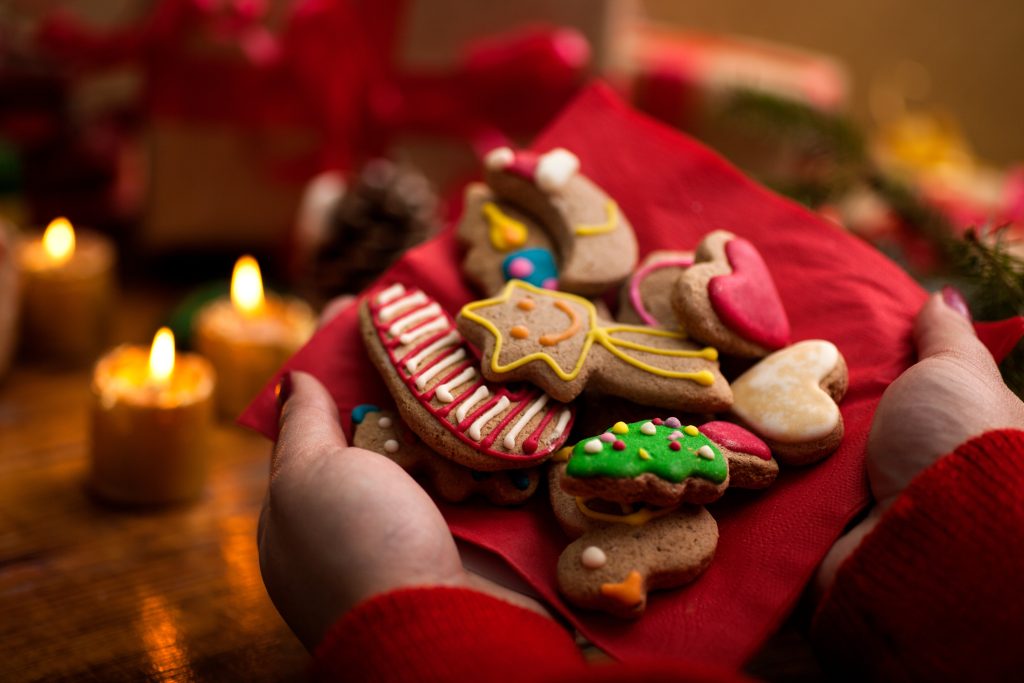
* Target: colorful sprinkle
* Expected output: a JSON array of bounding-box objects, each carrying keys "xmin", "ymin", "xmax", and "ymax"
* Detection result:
[
  {"xmin": 665, "ymin": 417, "xmax": 681, "ymax": 428},
  {"xmin": 581, "ymin": 546, "xmax": 608, "ymax": 569},
  {"xmin": 668, "ymin": 430, "xmax": 682, "ymax": 441},
  {"xmin": 638, "ymin": 448, "xmax": 652, "ymax": 460},
  {"xmin": 652, "ymin": 418, "xmax": 664, "ymax": 425},
  {"xmin": 584, "ymin": 439, "xmax": 603, "ymax": 454},
  {"xmin": 612, "ymin": 440, "xmax": 626, "ymax": 451},
  {"xmin": 378, "ymin": 416, "xmax": 393, "ymax": 428},
  {"xmin": 611, "ymin": 421, "xmax": 629, "ymax": 435},
  {"xmin": 640, "ymin": 421, "xmax": 657, "ymax": 436},
  {"xmin": 599, "ymin": 432, "xmax": 615, "ymax": 443},
  {"xmin": 510, "ymin": 325, "xmax": 530, "ymax": 339},
  {"xmin": 697, "ymin": 445, "xmax": 715, "ymax": 460},
  {"xmin": 384, "ymin": 439, "xmax": 400, "ymax": 453},
  {"xmin": 669, "ymin": 441, "xmax": 681, "ymax": 451},
  {"xmin": 684, "ymin": 425, "xmax": 700, "ymax": 436}
]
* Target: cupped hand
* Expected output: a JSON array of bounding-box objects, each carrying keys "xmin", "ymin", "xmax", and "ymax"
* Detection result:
[
  {"xmin": 817, "ymin": 290, "xmax": 1024, "ymax": 590},
  {"xmin": 257, "ymin": 369, "xmax": 551, "ymax": 650}
]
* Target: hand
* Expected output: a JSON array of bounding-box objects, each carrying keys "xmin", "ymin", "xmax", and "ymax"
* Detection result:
[
  {"xmin": 257, "ymin": 369, "xmax": 551, "ymax": 650},
  {"xmin": 817, "ymin": 289, "xmax": 1024, "ymax": 590}
]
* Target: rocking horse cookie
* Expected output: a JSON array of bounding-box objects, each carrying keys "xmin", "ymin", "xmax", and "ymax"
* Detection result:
[
  {"xmin": 482, "ymin": 147, "xmax": 638, "ymax": 296},
  {"xmin": 456, "ymin": 279, "xmax": 732, "ymax": 412},
  {"xmin": 672, "ymin": 230, "xmax": 791, "ymax": 358},
  {"xmin": 359, "ymin": 282, "xmax": 574, "ymax": 471}
]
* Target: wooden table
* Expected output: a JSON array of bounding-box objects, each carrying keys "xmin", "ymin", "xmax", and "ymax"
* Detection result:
[{"xmin": 0, "ymin": 289, "xmax": 310, "ymax": 682}]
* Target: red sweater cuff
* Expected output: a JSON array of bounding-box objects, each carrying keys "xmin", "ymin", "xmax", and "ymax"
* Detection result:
[
  {"xmin": 812, "ymin": 429, "xmax": 1024, "ymax": 681},
  {"xmin": 314, "ymin": 586, "xmax": 585, "ymax": 683}
]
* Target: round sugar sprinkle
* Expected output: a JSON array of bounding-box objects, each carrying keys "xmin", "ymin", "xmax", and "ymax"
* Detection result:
[
  {"xmin": 668, "ymin": 430, "xmax": 683, "ymax": 441},
  {"xmin": 652, "ymin": 417, "xmax": 664, "ymax": 425},
  {"xmin": 384, "ymin": 439, "xmax": 400, "ymax": 453},
  {"xmin": 665, "ymin": 417, "xmax": 681, "ymax": 428},
  {"xmin": 612, "ymin": 440, "xmax": 626, "ymax": 451},
  {"xmin": 640, "ymin": 421, "xmax": 657, "ymax": 435},
  {"xmin": 599, "ymin": 432, "xmax": 616, "ymax": 443},
  {"xmin": 611, "ymin": 421, "xmax": 629, "ymax": 434},
  {"xmin": 684, "ymin": 425, "xmax": 700, "ymax": 436},
  {"xmin": 584, "ymin": 439, "xmax": 603, "ymax": 454},
  {"xmin": 669, "ymin": 441, "xmax": 681, "ymax": 451},
  {"xmin": 697, "ymin": 445, "xmax": 715, "ymax": 460},
  {"xmin": 378, "ymin": 416, "xmax": 393, "ymax": 428},
  {"xmin": 581, "ymin": 546, "xmax": 607, "ymax": 569}
]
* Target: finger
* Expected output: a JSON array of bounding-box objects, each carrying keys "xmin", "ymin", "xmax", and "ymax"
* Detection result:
[
  {"xmin": 319, "ymin": 295, "xmax": 356, "ymax": 328},
  {"xmin": 913, "ymin": 291, "xmax": 988, "ymax": 362},
  {"xmin": 272, "ymin": 370, "xmax": 347, "ymax": 478}
]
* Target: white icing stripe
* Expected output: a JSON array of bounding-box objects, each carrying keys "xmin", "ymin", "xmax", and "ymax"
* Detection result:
[
  {"xmin": 552, "ymin": 409, "xmax": 572, "ymax": 438},
  {"xmin": 403, "ymin": 332, "xmax": 460, "ymax": 373},
  {"xmin": 435, "ymin": 367, "xmax": 476, "ymax": 403},
  {"xmin": 456, "ymin": 385, "xmax": 490, "ymax": 423},
  {"xmin": 378, "ymin": 291, "xmax": 427, "ymax": 322},
  {"xmin": 415, "ymin": 349, "xmax": 466, "ymax": 390},
  {"xmin": 376, "ymin": 283, "xmax": 405, "ymax": 305},
  {"xmin": 468, "ymin": 397, "xmax": 511, "ymax": 441},
  {"xmin": 389, "ymin": 302, "xmax": 441, "ymax": 337},
  {"xmin": 398, "ymin": 315, "xmax": 447, "ymax": 345},
  {"xmin": 502, "ymin": 395, "xmax": 548, "ymax": 450}
]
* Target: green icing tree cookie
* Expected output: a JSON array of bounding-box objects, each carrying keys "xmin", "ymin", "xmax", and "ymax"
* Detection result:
[{"xmin": 566, "ymin": 418, "xmax": 727, "ymax": 484}]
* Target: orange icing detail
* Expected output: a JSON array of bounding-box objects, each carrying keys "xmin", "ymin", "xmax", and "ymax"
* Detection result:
[
  {"xmin": 539, "ymin": 300, "xmax": 581, "ymax": 347},
  {"xmin": 600, "ymin": 570, "xmax": 645, "ymax": 608},
  {"xmin": 517, "ymin": 298, "xmax": 536, "ymax": 311},
  {"xmin": 511, "ymin": 325, "xmax": 530, "ymax": 339}
]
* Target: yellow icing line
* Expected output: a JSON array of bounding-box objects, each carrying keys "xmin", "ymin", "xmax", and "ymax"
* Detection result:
[
  {"xmin": 459, "ymin": 280, "xmax": 718, "ymax": 385},
  {"xmin": 575, "ymin": 497, "xmax": 678, "ymax": 526},
  {"xmin": 483, "ymin": 202, "xmax": 528, "ymax": 251},
  {"xmin": 553, "ymin": 446, "xmax": 573, "ymax": 462},
  {"xmin": 574, "ymin": 200, "xmax": 619, "ymax": 237}
]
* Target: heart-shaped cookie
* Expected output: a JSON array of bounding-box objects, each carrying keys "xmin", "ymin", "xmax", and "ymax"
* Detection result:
[
  {"xmin": 729, "ymin": 339, "xmax": 848, "ymax": 465},
  {"xmin": 672, "ymin": 230, "xmax": 790, "ymax": 358}
]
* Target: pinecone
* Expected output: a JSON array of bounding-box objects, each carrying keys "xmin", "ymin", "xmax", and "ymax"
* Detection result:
[{"xmin": 311, "ymin": 159, "xmax": 439, "ymax": 303}]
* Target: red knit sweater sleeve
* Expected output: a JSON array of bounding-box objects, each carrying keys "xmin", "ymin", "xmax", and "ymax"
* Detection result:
[
  {"xmin": 314, "ymin": 586, "xmax": 748, "ymax": 683},
  {"xmin": 812, "ymin": 428, "xmax": 1024, "ymax": 681}
]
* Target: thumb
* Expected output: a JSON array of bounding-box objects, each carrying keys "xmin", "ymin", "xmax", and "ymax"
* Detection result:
[
  {"xmin": 271, "ymin": 370, "xmax": 348, "ymax": 479},
  {"xmin": 913, "ymin": 289, "xmax": 987, "ymax": 361}
]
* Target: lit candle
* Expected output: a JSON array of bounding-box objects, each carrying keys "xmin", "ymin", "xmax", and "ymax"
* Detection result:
[
  {"xmin": 18, "ymin": 217, "xmax": 115, "ymax": 366},
  {"xmin": 90, "ymin": 327, "xmax": 215, "ymax": 504},
  {"xmin": 194, "ymin": 255, "xmax": 315, "ymax": 420}
]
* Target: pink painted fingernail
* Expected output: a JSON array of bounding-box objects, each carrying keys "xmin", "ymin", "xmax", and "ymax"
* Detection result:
[{"xmin": 941, "ymin": 285, "xmax": 972, "ymax": 322}]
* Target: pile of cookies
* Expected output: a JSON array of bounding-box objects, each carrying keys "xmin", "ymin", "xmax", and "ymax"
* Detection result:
[{"xmin": 353, "ymin": 147, "xmax": 848, "ymax": 618}]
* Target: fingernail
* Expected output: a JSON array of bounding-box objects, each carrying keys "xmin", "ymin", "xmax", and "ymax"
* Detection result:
[
  {"xmin": 941, "ymin": 285, "xmax": 972, "ymax": 322},
  {"xmin": 275, "ymin": 372, "xmax": 293, "ymax": 413}
]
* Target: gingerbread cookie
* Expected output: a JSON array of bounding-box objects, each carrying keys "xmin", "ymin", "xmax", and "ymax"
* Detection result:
[
  {"xmin": 618, "ymin": 251, "xmax": 693, "ymax": 328},
  {"xmin": 456, "ymin": 280, "xmax": 732, "ymax": 412},
  {"xmin": 457, "ymin": 182, "xmax": 560, "ymax": 295},
  {"xmin": 730, "ymin": 339, "xmax": 848, "ymax": 465},
  {"xmin": 559, "ymin": 418, "xmax": 730, "ymax": 507},
  {"xmin": 483, "ymin": 147, "xmax": 638, "ymax": 296},
  {"xmin": 548, "ymin": 461, "xmax": 717, "ymax": 619},
  {"xmin": 700, "ymin": 420, "xmax": 778, "ymax": 489},
  {"xmin": 351, "ymin": 405, "xmax": 539, "ymax": 505},
  {"xmin": 672, "ymin": 230, "xmax": 790, "ymax": 358},
  {"xmin": 359, "ymin": 283, "xmax": 574, "ymax": 471}
]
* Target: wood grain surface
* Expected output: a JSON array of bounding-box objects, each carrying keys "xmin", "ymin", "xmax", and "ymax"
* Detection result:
[{"xmin": 0, "ymin": 289, "xmax": 310, "ymax": 682}]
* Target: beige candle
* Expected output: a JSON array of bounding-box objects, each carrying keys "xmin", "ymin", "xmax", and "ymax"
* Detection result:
[
  {"xmin": 19, "ymin": 217, "xmax": 115, "ymax": 366},
  {"xmin": 194, "ymin": 255, "xmax": 315, "ymax": 420},
  {"xmin": 90, "ymin": 328, "xmax": 215, "ymax": 504}
]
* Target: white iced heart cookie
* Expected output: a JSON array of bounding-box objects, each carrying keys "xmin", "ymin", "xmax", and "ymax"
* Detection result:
[{"xmin": 730, "ymin": 339, "xmax": 848, "ymax": 465}]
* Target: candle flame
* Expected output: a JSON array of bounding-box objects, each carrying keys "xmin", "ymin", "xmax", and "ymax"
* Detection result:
[
  {"xmin": 149, "ymin": 327, "xmax": 175, "ymax": 384},
  {"xmin": 43, "ymin": 217, "xmax": 76, "ymax": 265},
  {"xmin": 231, "ymin": 255, "xmax": 265, "ymax": 316}
]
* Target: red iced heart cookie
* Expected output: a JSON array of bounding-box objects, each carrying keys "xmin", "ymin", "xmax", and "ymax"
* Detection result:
[{"xmin": 708, "ymin": 238, "xmax": 790, "ymax": 350}]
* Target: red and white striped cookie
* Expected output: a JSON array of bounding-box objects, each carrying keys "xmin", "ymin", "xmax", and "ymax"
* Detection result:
[{"xmin": 359, "ymin": 283, "xmax": 575, "ymax": 471}]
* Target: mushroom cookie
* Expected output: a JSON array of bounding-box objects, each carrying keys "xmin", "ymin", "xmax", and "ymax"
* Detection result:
[
  {"xmin": 359, "ymin": 283, "xmax": 574, "ymax": 471},
  {"xmin": 547, "ymin": 459, "xmax": 718, "ymax": 619},
  {"xmin": 483, "ymin": 147, "xmax": 638, "ymax": 296},
  {"xmin": 457, "ymin": 182, "xmax": 560, "ymax": 295},
  {"xmin": 618, "ymin": 250, "xmax": 693, "ymax": 328},
  {"xmin": 351, "ymin": 406, "xmax": 540, "ymax": 505},
  {"xmin": 456, "ymin": 280, "xmax": 732, "ymax": 412},
  {"xmin": 559, "ymin": 418, "xmax": 731, "ymax": 507},
  {"xmin": 672, "ymin": 230, "xmax": 790, "ymax": 358},
  {"xmin": 730, "ymin": 339, "xmax": 848, "ymax": 465}
]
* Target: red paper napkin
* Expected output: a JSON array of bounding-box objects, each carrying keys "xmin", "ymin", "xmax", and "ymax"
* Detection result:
[{"xmin": 240, "ymin": 83, "xmax": 1023, "ymax": 669}]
